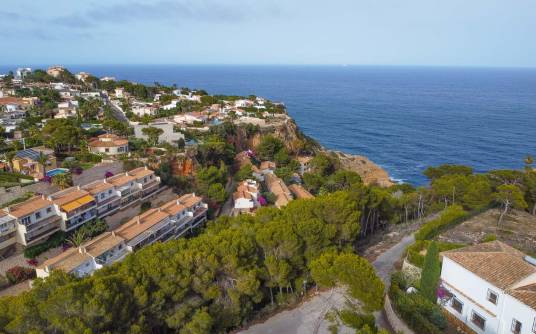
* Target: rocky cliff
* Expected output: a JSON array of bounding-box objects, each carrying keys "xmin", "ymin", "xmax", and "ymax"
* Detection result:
[
  {"xmin": 233, "ymin": 114, "xmax": 394, "ymax": 187},
  {"xmin": 330, "ymin": 151, "xmax": 394, "ymax": 187}
]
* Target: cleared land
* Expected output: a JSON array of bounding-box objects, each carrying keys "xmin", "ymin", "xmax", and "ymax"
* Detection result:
[{"xmin": 438, "ymin": 209, "xmax": 536, "ymax": 255}]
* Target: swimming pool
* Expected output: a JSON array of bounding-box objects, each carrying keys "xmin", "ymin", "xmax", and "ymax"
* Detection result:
[{"xmin": 45, "ymin": 168, "xmax": 70, "ymax": 177}]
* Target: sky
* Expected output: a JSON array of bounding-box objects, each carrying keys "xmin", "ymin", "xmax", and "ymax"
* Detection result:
[{"xmin": 1, "ymin": 0, "xmax": 535, "ymax": 67}]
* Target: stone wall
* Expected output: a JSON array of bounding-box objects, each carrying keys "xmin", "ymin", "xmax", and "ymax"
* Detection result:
[
  {"xmin": 401, "ymin": 258, "xmax": 422, "ymax": 286},
  {"xmin": 384, "ymin": 295, "xmax": 415, "ymax": 334},
  {"xmin": 0, "ymin": 183, "xmax": 59, "ymax": 207}
]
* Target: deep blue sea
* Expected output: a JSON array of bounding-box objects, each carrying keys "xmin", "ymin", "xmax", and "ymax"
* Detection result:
[{"xmin": 2, "ymin": 65, "xmax": 536, "ymax": 185}]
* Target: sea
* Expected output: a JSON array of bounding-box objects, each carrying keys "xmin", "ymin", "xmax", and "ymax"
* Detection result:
[{"xmin": 2, "ymin": 65, "xmax": 536, "ymax": 185}]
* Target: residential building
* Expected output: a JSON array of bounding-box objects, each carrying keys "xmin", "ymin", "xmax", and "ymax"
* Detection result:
[
  {"xmin": 440, "ymin": 241, "xmax": 536, "ymax": 334},
  {"xmin": 233, "ymin": 179, "xmax": 260, "ymax": 212},
  {"xmin": 264, "ymin": 174, "xmax": 293, "ymax": 208},
  {"xmin": 3, "ymin": 196, "xmax": 61, "ymax": 248},
  {"xmin": 114, "ymin": 88, "xmax": 125, "ymax": 98},
  {"xmin": 88, "ymin": 133, "xmax": 129, "ymax": 156},
  {"xmin": 0, "ymin": 167, "xmax": 162, "ymax": 254},
  {"xmin": 12, "ymin": 147, "xmax": 57, "ymax": 179},
  {"xmin": 81, "ymin": 180, "xmax": 121, "ymax": 218},
  {"xmin": 48, "ymin": 187, "xmax": 98, "ymax": 232},
  {"xmin": 0, "ymin": 211, "xmax": 18, "ymax": 251},
  {"xmin": 133, "ymin": 121, "xmax": 185, "ymax": 144},
  {"xmin": 75, "ymin": 72, "xmax": 91, "ymax": 82},
  {"xmin": 173, "ymin": 112, "xmax": 207, "ymax": 125},
  {"xmin": 46, "ymin": 66, "xmax": 65, "ymax": 78},
  {"xmin": 15, "ymin": 67, "xmax": 32, "ymax": 80},
  {"xmin": 55, "ymin": 100, "xmax": 79, "ymax": 119},
  {"xmin": 36, "ymin": 231, "xmax": 127, "ymax": 278},
  {"xmin": 288, "ymin": 184, "xmax": 314, "ymax": 199},
  {"xmin": 100, "ymin": 76, "xmax": 116, "ymax": 82},
  {"xmin": 36, "ymin": 194, "xmax": 207, "ymax": 278},
  {"xmin": 131, "ymin": 101, "xmax": 156, "ymax": 116}
]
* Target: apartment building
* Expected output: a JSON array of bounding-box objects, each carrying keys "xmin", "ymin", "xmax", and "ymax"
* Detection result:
[
  {"xmin": 36, "ymin": 231, "xmax": 127, "ymax": 278},
  {"xmin": 36, "ymin": 194, "xmax": 207, "ymax": 278},
  {"xmin": 0, "ymin": 167, "xmax": 161, "ymax": 254},
  {"xmin": 440, "ymin": 241, "xmax": 536, "ymax": 334},
  {"xmin": 48, "ymin": 187, "xmax": 97, "ymax": 232},
  {"xmin": 5, "ymin": 196, "xmax": 62, "ymax": 248}
]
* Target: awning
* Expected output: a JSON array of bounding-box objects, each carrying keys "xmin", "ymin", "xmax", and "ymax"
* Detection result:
[{"xmin": 61, "ymin": 195, "xmax": 95, "ymax": 212}]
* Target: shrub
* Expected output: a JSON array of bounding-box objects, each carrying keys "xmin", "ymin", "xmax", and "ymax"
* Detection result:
[
  {"xmin": 389, "ymin": 275, "xmax": 447, "ymax": 334},
  {"xmin": 406, "ymin": 241, "xmax": 464, "ymax": 268},
  {"xmin": 5, "ymin": 266, "xmax": 36, "ymax": 284},
  {"xmin": 415, "ymin": 205, "xmax": 468, "ymax": 240},
  {"xmin": 24, "ymin": 231, "xmax": 66, "ymax": 259},
  {"xmin": 482, "ymin": 233, "xmax": 497, "ymax": 242}
]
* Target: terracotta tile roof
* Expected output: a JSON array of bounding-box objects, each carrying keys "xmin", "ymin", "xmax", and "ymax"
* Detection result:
[
  {"xmin": 260, "ymin": 161, "xmax": 276, "ymax": 170},
  {"xmin": 160, "ymin": 198, "xmax": 187, "ymax": 216},
  {"xmin": 233, "ymin": 191, "xmax": 254, "ymax": 201},
  {"xmin": 0, "ymin": 97, "xmax": 26, "ymax": 106},
  {"xmin": 82, "ymin": 180, "xmax": 115, "ymax": 195},
  {"xmin": 178, "ymin": 193, "xmax": 202, "ymax": 208},
  {"xmin": 508, "ymin": 283, "xmax": 536, "ymax": 310},
  {"xmin": 82, "ymin": 232, "xmax": 124, "ymax": 257},
  {"xmin": 5, "ymin": 196, "xmax": 53, "ymax": 218},
  {"xmin": 128, "ymin": 167, "xmax": 154, "ymax": 179},
  {"xmin": 115, "ymin": 208, "xmax": 170, "ymax": 241},
  {"xmin": 88, "ymin": 138, "xmax": 128, "ymax": 147},
  {"xmin": 107, "ymin": 173, "xmax": 136, "ymax": 187},
  {"xmin": 441, "ymin": 241, "xmax": 536, "ymax": 290},
  {"xmin": 265, "ymin": 174, "xmax": 293, "ymax": 207},
  {"xmin": 288, "ymin": 184, "xmax": 314, "ymax": 199},
  {"xmin": 40, "ymin": 247, "xmax": 91, "ymax": 273},
  {"xmin": 50, "ymin": 188, "xmax": 92, "ymax": 206}
]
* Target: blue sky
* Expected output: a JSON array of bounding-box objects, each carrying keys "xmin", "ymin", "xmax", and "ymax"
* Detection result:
[{"xmin": 1, "ymin": 0, "xmax": 535, "ymax": 67}]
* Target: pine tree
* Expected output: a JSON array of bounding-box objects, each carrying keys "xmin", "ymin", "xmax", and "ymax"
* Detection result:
[{"xmin": 420, "ymin": 241, "xmax": 441, "ymax": 302}]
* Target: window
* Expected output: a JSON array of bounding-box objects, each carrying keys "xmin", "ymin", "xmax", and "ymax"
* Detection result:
[
  {"xmin": 21, "ymin": 216, "xmax": 31, "ymax": 225},
  {"xmin": 105, "ymin": 148, "xmax": 110, "ymax": 153},
  {"xmin": 46, "ymin": 207, "xmax": 52, "ymax": 214},
  {"xmin": 511, "ymin": 319, "xmax": 522, "ymax": 334},
  {"xmin": 108, "ymin": 190, "xmax": 112, "ymax": 194},
  {"xmin": 471, "ymin": 311, "xmax": 486, "ymax": 330},
  {"xmin": 100, "ymin": 193, "xmax": 105, "ymax": 199},
  {"xmin": 487, "ymin": 289, "xmax": 498, "ymax": 304},
  {"xmin": 451, "ymin": 298, "xmax": 463, "ymax": 314},
  {"xmin": 35, "ymin": 212, "xmax": 41, "ymax": 219},
  {"xmin": 533, "ymin": 317, "xmax": 536, "ymax": 333}
]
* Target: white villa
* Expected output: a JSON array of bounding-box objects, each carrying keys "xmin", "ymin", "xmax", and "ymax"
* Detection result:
[
  {"xmin": 233, "ymin": 179, "xmax": 260, "ymax": 213},
  {"xmin": 440, "ymin": 241, "xmax": 536, "ymax": 334}
]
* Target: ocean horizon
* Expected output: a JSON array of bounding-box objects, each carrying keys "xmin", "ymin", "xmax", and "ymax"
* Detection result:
[{"xmin": 2, "ymin": 64, "xmax": 535, "ymax": 185}]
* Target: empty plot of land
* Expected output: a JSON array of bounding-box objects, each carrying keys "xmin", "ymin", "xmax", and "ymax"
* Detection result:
[{"xmin": 438, "ymin": 209, "xmax": 536, "ymax": 255}]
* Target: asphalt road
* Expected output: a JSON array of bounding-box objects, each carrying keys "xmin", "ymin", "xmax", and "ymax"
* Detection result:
[{"xmin": 240, "ymin": 234, "xmax": 417, "ymax": 334}]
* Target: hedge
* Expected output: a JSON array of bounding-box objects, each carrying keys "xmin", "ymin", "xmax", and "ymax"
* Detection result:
[
  {"xmin": 406, "ymin": 240, "xmax": 465, "ymax": 268},
  {"xmin": 23, "ymin": 231, "xmax": 66, "ymax": 259},
  {"xmin": 414, "ymin": 205, "xmax": 468, "ymax": 241},
  {"xmin": 5, "ymin": 266, "xmax": 36, "ymax": 284},
  {"xmin": 389, "ymin": 272, "xmax": 447, "ymax": 334}
]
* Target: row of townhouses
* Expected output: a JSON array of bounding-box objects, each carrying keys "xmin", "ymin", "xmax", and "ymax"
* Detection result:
[
  {"xmin": 440, "ymin": 241, "xmax": 536, "ymax": 334},
  {"xmin": 0, "ymin": 167, "xmax": 161, "ymax": 253},
  {"xmin": 36, "ymin": 193, "xmax": 208, "ymax": 278}
]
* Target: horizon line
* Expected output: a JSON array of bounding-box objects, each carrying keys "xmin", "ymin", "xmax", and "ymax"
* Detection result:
[{"xmin": 1, "ymin": 63, "xmax": 536, "ymax": 70}]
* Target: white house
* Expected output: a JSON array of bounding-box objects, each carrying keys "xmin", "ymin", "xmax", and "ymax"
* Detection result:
[
  {"xmin": 233, "ymin": 179, "xmax": 260, "ymax": 212},
  {"xmin": 440, "ymin": 241, "xmax": 536, "ymax": 334},
  {"xmin": 133, "ymin": 121, "xmax": 185, "ymax": 144}
]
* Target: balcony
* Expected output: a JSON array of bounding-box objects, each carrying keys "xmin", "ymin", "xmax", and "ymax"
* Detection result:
[
  {"xmin": 25, "ymin": 223, "xmax": 60, "ymax": 244},
  {"xmin": 96, "ymin": 195, "xmax": 120, "ymax": 208},
  {"xmin": 64, "ymin": 201, "xmax": 97, "ymax": 219},
  {"xmin": 65, "ymin": 209, "xmax": 97, "ymax": 230},
  {"xmin": 22, "ymin": 215, "xmax": 61, "ymax": 232}
]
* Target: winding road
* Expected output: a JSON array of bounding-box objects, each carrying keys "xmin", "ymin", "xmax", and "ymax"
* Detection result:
[{"xmin": 240, "ymin": 233, "xmax": 417, "ymax": 334}]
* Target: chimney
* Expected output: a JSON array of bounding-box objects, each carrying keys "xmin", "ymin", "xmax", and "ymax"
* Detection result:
[
  {"xmin": 136, "ymin": 216, "xmax": 141, "ymax": 224},
  {"xmin": 111, "ymin": 231, "xmax": 116, "ymax": 237},
  {"xmin": 77, "ymin": 185, "xmax": 81, "ymax": 190}
]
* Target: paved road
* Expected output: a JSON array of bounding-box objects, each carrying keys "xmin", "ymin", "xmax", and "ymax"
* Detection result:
[
  {"xmin": 240, "ymin": 288, "xmax": 354, "ymax": 334},
  {"xmin": 240, "ymin": 234, "xmax": 417, "ymax": 334},
  {"xmin": 106, "ymin": 99, "xmax": 129, "ymax": 123},
  {"xmin": 373, "ymin": 234, "xmax": 415, "ymax": 285},
  {"xmin": 373, "ymin": 233, "xmax": 416, "ymax": 331}
]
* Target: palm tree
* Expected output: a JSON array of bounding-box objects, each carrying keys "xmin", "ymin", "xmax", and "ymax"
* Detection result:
[
  {"xmin": 36, "ymin": 152, "xmax": 48, "ymax": 178},
  {"xmin": 68, "ymin": 229, "xmax": 86, "ymax": 247},
  {"xmin": 4, "ymin": 151, "xmax": 16, "ymax": 172},
  {"xmin": 52, "ymin": 173, "xmax": 73, "ymax": 190}
]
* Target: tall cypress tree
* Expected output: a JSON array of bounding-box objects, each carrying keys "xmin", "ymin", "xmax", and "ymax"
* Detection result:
[{"xmin": 420, "ymin": 241, "xmax": 441, "ymax": 302}]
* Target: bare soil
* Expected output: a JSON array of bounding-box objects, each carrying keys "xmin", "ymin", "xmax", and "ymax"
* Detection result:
[{"xmin": 438, "ymin": 209, "xmax": 536, "ymax": 255}]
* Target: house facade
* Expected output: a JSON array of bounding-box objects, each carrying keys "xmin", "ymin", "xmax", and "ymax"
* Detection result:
[
  {"xmin": 233, "ymin": 179, "xmax": 260, "ymax": 212},
  {"xmin": 440, "ymin": 241, "xmax": 536, "ymax": 334},
  {"xmin": 88, "ymin": 133, "xmax": 129, "ymax": 156},
  {"xmin": 12, "ymin": 147, "xmax": 57, "ymax": 180}
]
